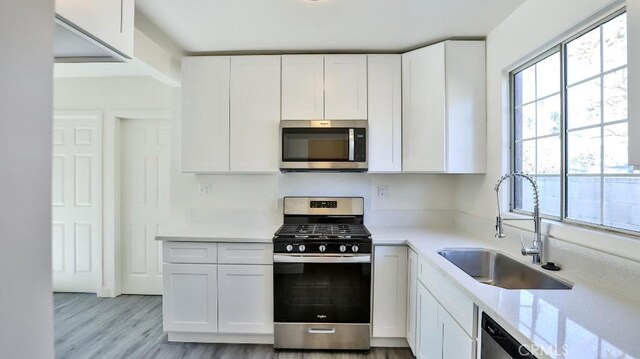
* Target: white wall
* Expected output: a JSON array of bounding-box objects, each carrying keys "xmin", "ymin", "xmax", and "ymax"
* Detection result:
[
  {"xmin": 453, "ymin": 0, "xmax": 640, "ymax": 261},
  {"xmin": 0, "ymin": 1, "xmax": 55, "ymax": 358},
  {"xmin": 54, "ymin": 76, "xmax": 172, "ymax": 296}
]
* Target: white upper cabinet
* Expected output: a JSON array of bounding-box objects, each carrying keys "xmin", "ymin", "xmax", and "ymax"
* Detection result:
[
  {"xmin": 181, "ymin": 57, "xmax": 231, "ymax": 173},
  {"xmin": 230, "ymin": 56, "xmax": 281, "ymax": 172},
  {"xmin": 282, "ymin": 54, "xmax": 368, "ymax": 120},
  {"xmin": 368, "ymin": 54, "xmax": 402, "ymax": 172},
  {"xmin": 282, "ymin": 55, "xmax": 324, "ymax": 119},
  {"xmin": 372, "ymin": 245, "xmax": 407, "ymax": 338},
  {"xmin": 325, "ymin": 55, "xmax": 368, "ymax": 119},
  {"xmin": 55, "ymin": 0, "xmax": 134, "ymax": 58},
  {"xmin": 402, "ymin": 40, "xmax": 486, "ymax": 173}
]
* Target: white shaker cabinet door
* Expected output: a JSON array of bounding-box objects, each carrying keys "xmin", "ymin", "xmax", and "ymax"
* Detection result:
[
  {"xmin": 368, "ymin": 54, "xmax": 402, "ymax": 172},
  {"xmin": 324, "ymin": 55, "xmax": 368, "ymax": 120},
  {"xmin": 230, "ymin": 56, "xmax": 281, "ymax": 172},
  {"xmin": 406, "ymin": 249, "xmax": 419, "ymax": 353},
  {"xmin": 56, "ymin": 0, "xmax": 134, "ymax": 57},
  {"xmin": 217, "ymin": 265, "xmax": 274, "ymax": 334},
  {"xmin": 372, "ymin": 245, "xmax": 408, "ymax": 338},
  {"xmin": 282, "ymin": 55, "xmax": 324, "ymax": 120},
  {"xmin": 402, "ymin": 44, "xmax": 447, "ymax": 172},
  {"xmin": 440, "ymin": 305, "xmax": 476, "ymax": 359},
  {"xmin": 181, "ymin": 57, "xmax": 230, "ymax": 173},
  {"xmin": 416, "ymin": 283, "xmax": 440, "ymax": 359},
  {"xmin": 162, "ymin": 264, "xmax": 218, "ymax": 333}
]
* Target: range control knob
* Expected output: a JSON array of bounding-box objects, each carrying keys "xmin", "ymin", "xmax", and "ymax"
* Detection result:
[
  {"xmin": 319, "ymin": 245, "xmax": 326, "ymax": 252},
  {"xmin": 286, "ymin": 244, "xmax": 293, "ymax": 252},
  {"xmin": 339, "ymin": 245, "xmax": 347, "ymax": 253},
  {"xmin": 299, "ymin": 244, "xmax": 306, "ymax": 252},
  {"xmin": 352, "ymin": 245, "xmax": 359, "ymax": 253}
]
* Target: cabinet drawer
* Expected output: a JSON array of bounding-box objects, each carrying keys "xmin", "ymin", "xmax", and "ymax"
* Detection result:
[
  {"xmin": 419, "ymin": 257, "xmax": 476, "ymax": 336},
  {"xmin": 218, "ymin": 243, "xmax": 273, "ymax": 264},
  {"xmin": 163, "ymin": 242, "xmax": 218, "ymax": 264}
]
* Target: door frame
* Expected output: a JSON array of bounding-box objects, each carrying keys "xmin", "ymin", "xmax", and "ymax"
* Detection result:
[
  {"xmin": 102, "ymin": 109, "xmax": 171, "ymax": 297},
  {"xmin": 53, "ymin": 111, "xmax": 103, "ymax": 293}
]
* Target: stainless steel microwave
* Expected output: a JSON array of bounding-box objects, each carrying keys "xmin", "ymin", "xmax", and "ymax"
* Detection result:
[{"xmin": 280, "ymin": 120, "xmax": 368, "ymax": 172}]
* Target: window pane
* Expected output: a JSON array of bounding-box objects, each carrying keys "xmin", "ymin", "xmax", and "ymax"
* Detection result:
[
  {"xmin": 521, "ymin": 103, "xmax": 536, "ymax": 139},
  {"xmin": 519, "ymin": 140, "xmax": 535, "ymax": 174},
  {"xmin": 603, "ymin": 68, "xmax": 627, "ymax": 123},
  {"xmin": 537, "ymin": 95, "xmax": 561, "ymax": 136},
  {"xmin": 604, "ymin": 177, "xmax": 640, "ymax": 231},
  {"xmin": 567, "ymin": 78, "xmax": 601, "ymax": 129},
  {"xmin": 536, "ymin": 53, "xmax": 561, "ymax": 98},
  {"xmin": 568, "ymin": 128, "xmax": 601, "ymax": 174},
  {"xmin": 604, "ymin": 122, "xmax": 632, "ymax": 174},
  {"xmin": 538, "ymin": 176, "xmax": 561, "ymax": 217},
  {"xmin": 567, "ymin": 27, "xmax": 601, "ymax": 85},
  {"xmin": 603, "ymin": 13, "xmax": 627, "ymax": 72},
  {"xmin": 515, "ymin": 176, "xmax": 535, "ymax": 213},
  {"xmin": 537, "ymin": 136, "xmax": 560, "ymax": 174},
  {"xmin": 567, "ymin": 176, "xmax": 602, "ymax": 224},
  {"xmin": 520, "ymin": 66, "xmax": 536, "ymax": 104}
]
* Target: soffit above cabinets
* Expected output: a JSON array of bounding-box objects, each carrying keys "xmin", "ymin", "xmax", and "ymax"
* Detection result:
[{"xmin": 135, "ymin": 0, "xmax": 524, "ymax": 53}]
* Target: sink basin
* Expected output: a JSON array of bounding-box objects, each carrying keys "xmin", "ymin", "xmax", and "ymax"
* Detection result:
[{"xmin": 438, "ymin": 248, "xmax": 572, "ymax": 290}]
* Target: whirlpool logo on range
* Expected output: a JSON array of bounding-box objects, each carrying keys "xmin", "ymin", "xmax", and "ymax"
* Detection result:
[{"xmin": 316, "ymin": 314, "xmax": 327, "ymax": 319}]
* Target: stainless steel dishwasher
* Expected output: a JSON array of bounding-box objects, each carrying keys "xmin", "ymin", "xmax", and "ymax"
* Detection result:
[{"xmin": 481, "ymin": 313, "xmax": 536, "ymax": 359}]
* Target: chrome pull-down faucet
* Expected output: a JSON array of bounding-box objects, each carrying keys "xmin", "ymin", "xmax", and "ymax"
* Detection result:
[{"xmin": 494, "ymin": 172, "xmax": 543, "ymax": 265}]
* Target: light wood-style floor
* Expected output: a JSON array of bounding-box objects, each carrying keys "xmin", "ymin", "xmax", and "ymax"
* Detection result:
[{"xmin": 54, "ymin": 293, "xmax": 414, "ymax": 359}]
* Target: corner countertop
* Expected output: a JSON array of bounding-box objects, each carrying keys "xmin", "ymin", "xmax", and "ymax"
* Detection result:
[{"xmin": 368, "ymin": 226, "xmax": 640, "ymax": 359}]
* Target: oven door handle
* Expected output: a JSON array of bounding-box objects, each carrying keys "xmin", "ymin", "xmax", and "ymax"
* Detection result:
[
  {"xmin": 308, "ymin": 328, "xmax": 336, "ymax": 334},
  {"xmin": 273, "ymin": 254, "xmax": 371, "ymax": 263}
]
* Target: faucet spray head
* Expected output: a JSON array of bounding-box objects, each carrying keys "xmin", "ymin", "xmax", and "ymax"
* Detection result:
[{"xmin": 495, "ymin": 216, "xmax": 506, "ymax": 238}]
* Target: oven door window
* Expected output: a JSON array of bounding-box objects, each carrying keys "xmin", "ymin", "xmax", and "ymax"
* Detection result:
[
  {"xmin": 282, "ymin": 128, "xmax": 350, "ymax": 162},
  {"xmin": 274, "ymin": 262, "xmax": 371, "ymax": 323}
]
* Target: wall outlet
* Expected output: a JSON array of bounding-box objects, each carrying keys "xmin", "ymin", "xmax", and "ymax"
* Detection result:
[
  {"xmin": 378, "ymin": 185, "xmax": 390, "ymax": 198},
  {"xmin": 198, "ymin": 183, "xmax": 211, "ymax": 196}
]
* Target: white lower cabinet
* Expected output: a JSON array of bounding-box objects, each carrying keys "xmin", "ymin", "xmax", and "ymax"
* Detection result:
[
  {"xmin": 218, "ymin": 264, "xmax": 273, "ymax": 334},
  {"xmin": 372, "ymin": 245, "xmax": 408, "ymax": 337},
  {"xmin": 163, "ymin": 263, "xmax": 218, "ymax": 333},
  {"xmin": 415, "ymin": 281, "xmax": 476, "ymax": 359},
  {"xmin": 440, "ymin": 305, "xmax": 475, "ymax": 359},
  {"xmin": 162, "ymin": 241, "xmax": 274, "ymax": 338},
  {"xmin": 406, "ymin": 249, "xmax": 418, "ymax": 352},
  {"xmin": 416, "ymin": 283, "xmax": 440, "ymax": 359}
]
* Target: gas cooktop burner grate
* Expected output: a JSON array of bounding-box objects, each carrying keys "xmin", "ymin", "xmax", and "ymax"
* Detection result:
[{"xmin": 275, "ymin": 223, "xmax": 369, "ymax": 239}]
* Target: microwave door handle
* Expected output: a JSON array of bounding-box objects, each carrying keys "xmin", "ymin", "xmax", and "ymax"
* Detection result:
[{"xmin": 348, "ymin": 128, "xmax": 355, "ymax": 161}]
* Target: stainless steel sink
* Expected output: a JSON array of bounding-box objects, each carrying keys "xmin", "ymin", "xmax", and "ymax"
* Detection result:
[{"xmin": 438, "ymin": 248, "xmax": 572, "ymax": 290}]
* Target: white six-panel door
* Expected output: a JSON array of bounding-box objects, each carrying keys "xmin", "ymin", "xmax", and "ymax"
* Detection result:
[
  {"xmin": 121, "ymin": 118, "xmax": 171, "ymax": 295},
  {"xmin": 52, "ymin": 115, "xmax": 102, "ymax": 293}
]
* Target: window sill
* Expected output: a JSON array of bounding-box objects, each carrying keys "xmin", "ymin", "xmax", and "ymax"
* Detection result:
[{"xmin": 504, "ymin": 212, "xmax": 640, "ymax": 263}]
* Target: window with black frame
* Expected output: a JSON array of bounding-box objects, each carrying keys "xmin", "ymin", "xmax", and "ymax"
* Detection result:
[{"xmin": 512, "ymin": 10, "xmax": 640, "ymax": 233}]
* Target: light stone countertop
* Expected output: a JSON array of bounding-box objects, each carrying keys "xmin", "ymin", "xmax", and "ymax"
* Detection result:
[
  {"xmin": 155, "ymin": 223, "xmax": 279, "ymax": 243},
  {"xmin": 155, "ymin": 224, "xmax": 640, "ymax": 358},
  {"xmin": 369, "ymin": 226, "xmax": 640, "ymax": 359}
]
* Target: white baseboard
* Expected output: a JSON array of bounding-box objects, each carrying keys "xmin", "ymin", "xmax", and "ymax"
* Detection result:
[
  {"xmin": 168, "ymin": 332, "xmax": 274, "ymax": 344},
  {"xmin": 167, "ymin": 332, "xmax": 409, "ymax": 348},
  {"xmin": 370, "ymin": 337, "xmax": 409, "ymax": 347}
]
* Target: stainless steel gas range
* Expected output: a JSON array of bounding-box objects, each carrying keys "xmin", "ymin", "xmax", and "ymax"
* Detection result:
[{"xmin": 272, "ymin": 197, "xmax": 372, "ymax": 351}]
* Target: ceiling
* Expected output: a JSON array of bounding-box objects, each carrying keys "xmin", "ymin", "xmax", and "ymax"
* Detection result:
[{"xmin": 135, "ymin": 0, "xmax": 525, "ymax": 53}]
